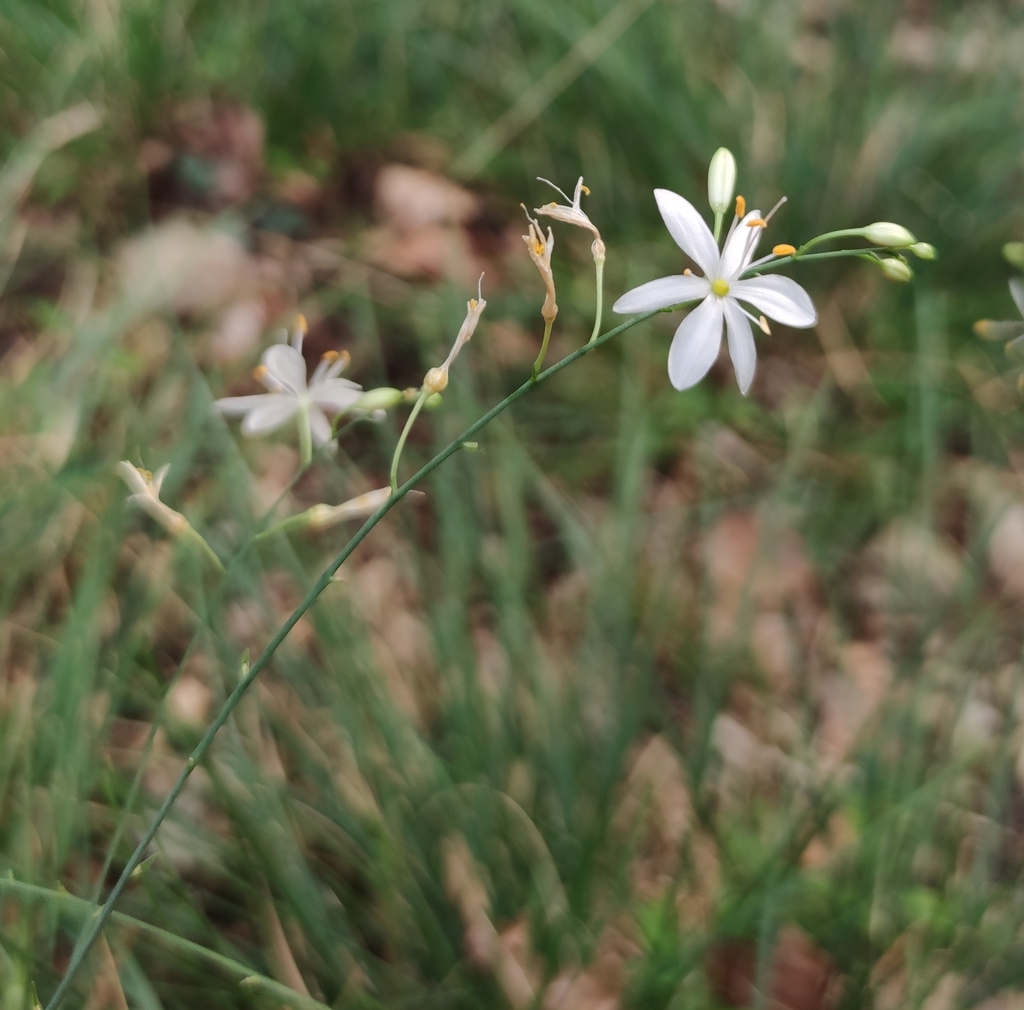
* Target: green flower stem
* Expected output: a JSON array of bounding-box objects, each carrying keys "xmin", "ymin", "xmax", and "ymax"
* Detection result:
[
  {"xmin": 1, "ymin": 878, "xmax": 333, "ymax": 1010},
  {"xmin": 532, "ymin": 317, "xmax": 555, "ymax": 379},
  {"xmin": 792, "ymin": 228, "xmax": 867, "ymax": 255},
  {"xmin": 45, "ymin": 305, "xmax": 663, "ymax": 1010},
  {"xmin": 713, "ymin": 209, "xmax": 725, "ymax": 244},
  {"xmin": 744, "ymin": 246, "xmax": 886, "ymax": 276},
  {"xmin": 588, "ymin": 256, "xmax": 605, "ymax": 344},
  {"xmin": 389, "ymin": 388, "xmax": 428, "ymax": 492},
  {"xmin": 181, "ymin": 525, "xmax": 226, "ymax": 575}
]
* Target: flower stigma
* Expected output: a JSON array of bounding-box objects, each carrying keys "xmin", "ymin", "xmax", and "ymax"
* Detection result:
[{"xmin": 712, "ymin": 278, "xmax": 730, "ymax": 297}]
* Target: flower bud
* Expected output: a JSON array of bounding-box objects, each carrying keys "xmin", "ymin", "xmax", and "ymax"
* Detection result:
[
  {"xmin": 707, "ymin": 147, "xmax": 737, "ymax": 216},
  {"xmin": 353, "ymin": 386, "xmax": 403, "ymax": 412},
  {"xmin": 425, "ymin": 392, "xmax": 444, "ymax": 409},
  {"xmin": 1003, "ymin": 242, "xmax": 1024, "ymax": 269},
  {"xmin": 423, "ymin": 367, "xmax": 448, "ymax": 393},
  {"xmin": 909, "ymin": 242, "xmax": 937, "ymax": 260},
  {"xmin": 879, "ymin": 257, "xmax": 913, "ymax": 283},
  {"xmin": 864, "ymin": 222, "xmax": 916, "ymax": 248}
]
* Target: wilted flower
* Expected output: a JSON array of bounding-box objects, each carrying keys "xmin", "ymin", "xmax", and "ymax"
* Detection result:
[
  {"xmin": 534, "ymin": 176, "xmax": 605, "ymax": 262},
  {"xmin": 423, "ymin": 276, "xmax": 487, "ymax": 394},
  {"xmin": 214, "ymin": 316, "xmax": 363, "ymax": 449},
  {"xmin": 305, "ymin": 487, "xmax": 393, "ymax": 531},
  {"xmin": 975, "ymin": 279, "xmax": 1024, "ymax": 345},
  {"xmin": 613, "ymin": 188, "xmax": 816, "ymax": 394},
  {"xmin": 116, "ymin": 462, "xmax": 189, "ymax": 536},
  {"xmin": 522, "ymin": 209, "xmax": 557, "ymax": 325}
]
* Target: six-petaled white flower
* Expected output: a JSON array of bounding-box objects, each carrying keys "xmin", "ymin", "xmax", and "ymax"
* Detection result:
[
  {"xmin": 612, "ymin": 189, "xmax": 818, "ymax": 394},
  {"xmin": 214, "ymin": 319, "xmax": 363, "ymax": 448}
]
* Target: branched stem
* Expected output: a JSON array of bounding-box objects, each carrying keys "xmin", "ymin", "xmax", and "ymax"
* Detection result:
[
  {"xmin": 744, "ymin": 246, "xmax": 885, "ymax": 276},
  {"xmin": 45, "ymin": 306, "xmax": 662, "ymax": 1010},
  {"xmin": 390, "ymin": 388, "xmax": 428, "ymax": 492}
]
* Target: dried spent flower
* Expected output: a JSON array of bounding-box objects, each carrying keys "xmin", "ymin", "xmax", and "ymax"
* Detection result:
[
  {"xmin": 534, "ymin": 176, "xmax": 605, "ymax": 262},
  {"xmin": 423, "ymin": 275, "xmax": 487, "ymax": 393},
  {"xmin": 974, "ymin": 279, "xmax": 1024, "ymax": 345},
  {"xmin": 522, "ymin": 208, "xmax": 558, "ymax": 325},
  {"xmin": 116, "ymin": 462, "xmax": 189, "ymax": 536}
]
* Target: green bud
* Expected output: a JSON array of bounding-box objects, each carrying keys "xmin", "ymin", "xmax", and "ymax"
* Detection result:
[
  {"xmin": 879, "ymin": 257, "xmax": 913, "ymax": 283},
  {"xmin": 1003, "ymin": 242, "xmax": 1024, "ymax": 269},
  {"xmin": 353, "ymin": 386, "xmax": 403, "ymax": 412},
  {"xmin": 864, "ymin": 222, "xmax": 916, "ymax": 248},
  {"xmin": 909, "ymin": 242, "xmax": 937, "ymax": 261},
  {"xmin": 425, "ymin": 392, "xmax": 443, "ymax": 409},
  {"xmin": 707, "ymin": 147, "xmax": 737, "ymax": 216}
]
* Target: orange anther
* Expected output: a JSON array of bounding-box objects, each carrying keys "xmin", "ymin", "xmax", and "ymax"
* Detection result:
[
  {"xmin": 683, "ymin": 268, "xmax": 692, "ymax": 276},
  {"xmin": 772, "ymin": 244, "xmax": 797, "ymax": 256},
  {"xmin": 322, "ymin": 350, "xmax": 340, "ymax": 362},
  {"xmin": 735, "ymin": 195, "xmax": 746, "ymax": 218},
  {"xmin": 253, "ymin": 365, "xmax": 269, "ymax": 380},
  {"xmin": 746, "ymin": 218, "xmax": 768, "ymax": 228},
  {"xmin": 295, "ymin": 313, "xmax": 308, "ymax": 335}
]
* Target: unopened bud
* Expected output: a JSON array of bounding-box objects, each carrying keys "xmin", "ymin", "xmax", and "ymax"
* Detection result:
[
  {"xmin": 707, "ymin": 147, "xmax": 737, "ymax": 216},
  {"xmin": 864, "ymin": 222, "xmax": 916, "ymax": 248},
  {"xmin": 423, "ymin": 367, "xmax": 448, "ymax": 394},
  {"xmin": 879, "ymin": 257, "xmax": 913, "ymax": 283},
  {"xmin": 909, "ymin": 242, "xmax": 937, "ymax": 260},
  {"xmin": 1003, "ymin": 242, "xmax": 1024, "ymax": 269},
  {"xmin": 425, "ymin": 392, "xmax": 443, "ymax": 409},
  {"xmin": 353, "ymin": 387, "xmax": 403, "ymax": 412}
]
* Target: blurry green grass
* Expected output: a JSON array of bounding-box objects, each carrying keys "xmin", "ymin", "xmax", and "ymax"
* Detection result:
[{"xmin": 3, "ymin": 0, "xmax": 1024, "ymax": 1008}]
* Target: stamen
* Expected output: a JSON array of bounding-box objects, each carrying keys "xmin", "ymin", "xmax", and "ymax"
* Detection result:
[
  {"xmin": 321, "ymin": 350, "xmax": 340, "ymax": 362},
  {"xmin": 735, "ymin": 195, "xmax": 746, "ymax": 218},
  {"xmin": 295, "ymin": 313, "xmax": 308, "ymax": 336},
  {"xmin": 772, "ymin": 244, "xmax": 796, "ymax": 256},
  {"xmin": 253, "ymin": 365, "xmax": 268, "ymax": 380},
  {"xmin": 758, "ymin": 315, "xmax": 771, "ymax": 335},
  {"xmin": 580, "ymin": 184, "xmax": 591, "ymax": 196},
  {"xmin": 683, "ymin": 268, "xmax": 693, "ymax": 276},
  {"xmin": 537, "ymin": 177, "xmax": 574, "ymax": 204},
  {"xmin": 746, "ymin": 218, "xmax": 768, "ymax": 228},
  {"xmin": 764, "ymin": 196, "xmax": 788, "ymax": 223}
]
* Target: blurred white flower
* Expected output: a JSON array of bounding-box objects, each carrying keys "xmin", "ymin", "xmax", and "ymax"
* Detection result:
[
  {"xmin": 522, "ymin": 210, "xmax": 557, "ymax": 326},
  {"xmin": 305, "ymin": 487, "xmax": 394, "ymax": 531},
  {"xmin": 975, "ymin": 279, "xmax": 1024, "ymax": 345},
  {"xmin": 612, "ymin": 189, "xmax": 817, "ymax": 394},
  {"xmin": 214, "ymin": 316, "xmax": 363, "ymax": 447},
  {"xmin": 116, "ymin": 461, "xmax": 188, "ymax": 536}
]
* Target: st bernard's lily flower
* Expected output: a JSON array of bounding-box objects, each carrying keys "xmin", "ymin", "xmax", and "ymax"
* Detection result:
[
  {"xmin": 534, "ymin": 176, "xmax": 605, "ymax": 262},
  {"xmin": 612, "ymin": 189, "xmax": 817, "ymax": 394},
  {"xmin": 214, "ymin": 316, "xmax": 363, "ymax": 452},
  {"xmin": 117, "ymin": 462, "xmax": 188, "ymax": 536}
]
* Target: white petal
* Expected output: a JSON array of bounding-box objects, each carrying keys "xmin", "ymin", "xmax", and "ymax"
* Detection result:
[
  {"xmin": 723, "ymin": 299, "xmax": 757, "ymax": 395},
  {"xmin": 719, "ymin": 210, "xmax": 765, "ymax": 280},
  {"xmin": 310, "ymin": 378, "xmax": 363, "ymax": 412},
  {"xmin": 214, "ymin": 394, "xmax": 282, "ymax": 416},
  {"xmin": 262, "ymin": 344, "xmax": 308, "ymax": 394},
  {"xmin": 1011, "ymin": 278, "xmax": 1024, "ymax": 319},
  {"xmin": 730, "ymin": 275, "xmax": 817, "ymax": 328},
  {"xmin": 667, "ymin": 296, "xmax": 724, "ymax": 391},
  {"xmin": 612, "ymin": 274, "xmax": 711, "ymax": 314},
  {"xmin": 240, "ymin": 397, "xmax": 300, "ymax": 436},
  {"xmin": 653, "ymin": 189, "xmax": 719, "ymax": 277},
  {"xmin": 308, "ymin": 406, "xmax": 333, "ymax": 445},
  {"xmin": 152, "ymin": 464, "xmax": 171, "ymax": 494}
]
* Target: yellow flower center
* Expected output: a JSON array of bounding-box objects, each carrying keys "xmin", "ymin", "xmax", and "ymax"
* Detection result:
[{"xmin": 712, "ymin": 278, "xmax": 730, "ymax": 297}]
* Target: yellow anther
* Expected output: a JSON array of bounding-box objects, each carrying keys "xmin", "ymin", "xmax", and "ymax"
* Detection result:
[
  {"xmin": 322, "ymin": 350, "xmax": 340, "ymax": 362},
  {"xmin": 735, "ymin": 195, "xmax": 746, "ymax": 218},
  {"xmin": 295, "ymin": 313, "xmax": 308, "ymax": 335},
  {"xmin": 772, "ymin": 244, "xmax": 796, "ymax": 256},
  {"xmin": 580, "ymin": 184, "xmax": 591, "ymax": 195},
  {"xmin": 469, "ymin": 298, "xmax": 478, "ymax": 310},
  {"xmin": 758, "ymin": 315, "xmax": 771, "ymax": 335},
  {"xmin": 683, "ymin": 268, "xmax": 693, "ymax": 276},
  {"xmin": 138, "ymin": 467, "xmax": 152, "ymax": 480},
  {"xmin": 253, "ymin": 364, "xmax": 269, "ymax": 380},
  {"xmin": 711, "ymin": 278, "xmax": 730, "ymax": 297},
  {"xmin": 746, "ymin": 218, "xmax": 768, "ymax": 228}
]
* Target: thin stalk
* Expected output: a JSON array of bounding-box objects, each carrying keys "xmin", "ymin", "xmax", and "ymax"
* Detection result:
[
  {"xmin": 297, "ymin": 406, "xmax": 312, "ymax": 469},
  {"xmin": 1, "ymin": 879, "xmax": 333, "ymax": 1010},
  {"xmin": 389, "ymin": 388, "xmax": 428, "ymax": 492},
  {"xmin": 588, "ymin": 257, "xmax": 605, "ymax": 344},
  {"xmin": 793, "ymin": 227, "xmax": 867, "ymax": 255},
  {"xmin": 45, "ymin": 306, "xmax": 663, "ymax": 1010},
  {"xmin": 743, "ymin": 246, "xmax": 885, "ymax": 276},
  {"xmin": 182, "ymin": 526, "xmax": 225, "ymax": 575},
  {"xmin": 532, "ymin": 317, "xmax": 555, "ymax": 378},
  {"xmin": 713, "ymin": 209, "xmax": 724, "ymax": 244}
]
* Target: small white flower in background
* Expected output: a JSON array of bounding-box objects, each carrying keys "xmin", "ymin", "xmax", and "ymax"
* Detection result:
[
  {"xmin": 214, "ymin": 315, "xmax": 363, "ymax": 447},
  {"xmin": 612, "ymin": 188, "xmax": 817, "ymax": 394},
  {"xmin": 975, "ymin": 279, "xmax": 1024, "ymax": 345},
  {"xmin": 305, "ymin": 487, "xmax": 394, "ymax": 531},
  {"xmin": 116, "ymin": 461, "xmax": 189, "ymax": 536},
  {"xmin": 534, "ymin": 176, "xmax": 605, "ymax": 262},
  {"xmin": 423, "ymin": 276, "xmax": 487, "ymax": 394}
]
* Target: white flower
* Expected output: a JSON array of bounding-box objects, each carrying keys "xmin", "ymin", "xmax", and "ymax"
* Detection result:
[
  {"xmin": 612, "ymin": 189, "xmax": 817, "ymax": 394},
  {"xmin": 116, "ymin": 461, "xmax": 188, "ymax": 536},
  {"xmin": 214, "ymin": 319, "xmax": 363, "ymax": 446}
]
